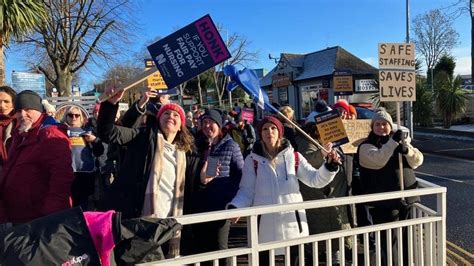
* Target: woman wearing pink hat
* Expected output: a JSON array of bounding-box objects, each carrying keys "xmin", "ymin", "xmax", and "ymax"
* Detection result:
[
  {"xmin": 228, "ymin": 115, "xmax": 342, "ymax": 264},
  {"xmin": 97, "ymin": 89, "xmax": 194, "ymax": 260}
]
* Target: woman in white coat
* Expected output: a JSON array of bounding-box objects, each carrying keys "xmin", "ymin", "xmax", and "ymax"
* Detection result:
[{"xmin": 228, "ymin": 116, "xmax": 342, "ymax": 263}]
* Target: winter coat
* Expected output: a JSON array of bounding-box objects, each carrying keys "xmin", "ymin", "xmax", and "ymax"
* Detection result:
[
  {"xmin": 354, "ymin": 132, "xmax": 423, "ymax": 206},
  {"xmin": 0, "ymin": 207, "xmax": 182, "ymax": 266},
  {"xmin": 97, "ymin": 101, "xmax": 187, "ymax": 219},
  {"xmin": 194, "ymin": 134, "xmax": 244, "ymax": 213},
  {"xmin": 229, "ymin": 140, "xmax": 336, "ymax": 253},
  {"xmin": 229, "ymin": 123, "xmax": 256, "ymax": 157},
  {"xmin": 0, "ymin": 114, "xmax": 74, "ymax": 224}
]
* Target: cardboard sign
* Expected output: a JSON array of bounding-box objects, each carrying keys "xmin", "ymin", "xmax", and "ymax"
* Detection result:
[
  {"xmin": 315, "ymin": 110, "xmax": 349, "ymax": 147},
  {"xmin": 340, "ymin": 119, "xmax": 372, "ymax": 154},
  {"xmin": 378, "ymin": 42, "xmax": 416, "ymax": 102},
  {"xmin": 378, "ymin": 70, "xmax": 416, "ymax": 101},
  {"xmin": 378, "ymin": 43, "xmax": 415, "ymax": 70},
  {"xmin": 241, "ymin": 108, "xmax": 254, "ymax": 124},
  {"xmin": 148, "ymin": 14, "xmax": 231, "ymax": 89}
]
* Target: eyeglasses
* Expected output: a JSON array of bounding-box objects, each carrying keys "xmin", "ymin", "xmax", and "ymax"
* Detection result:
[{"xmin": 67, "ymin": 113, "xmax": 81, "ymax": 118}]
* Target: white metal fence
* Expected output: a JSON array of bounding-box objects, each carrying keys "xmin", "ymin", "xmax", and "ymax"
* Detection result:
[{"xmin": 140, "ymin": 178, "xmax": 446, "ymax": 266}]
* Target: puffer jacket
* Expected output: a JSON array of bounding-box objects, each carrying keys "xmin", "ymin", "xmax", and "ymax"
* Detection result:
[
  {"xmin": 194, "ymin": 134, "xmax": 244, "ymax": 213},
  {"xmin": 229, "ymin": 140, "xmax": 336, "ymax": 253}
]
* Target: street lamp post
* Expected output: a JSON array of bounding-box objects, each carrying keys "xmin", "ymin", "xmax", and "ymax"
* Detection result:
[{"xmin": 406, "ymin": 0, "xmax": 414, "ymax": 138}]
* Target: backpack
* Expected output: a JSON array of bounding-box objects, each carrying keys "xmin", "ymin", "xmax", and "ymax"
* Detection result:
[{"xmin": 253, "ymin": 152, "xmax": 299, "ymax": 175}]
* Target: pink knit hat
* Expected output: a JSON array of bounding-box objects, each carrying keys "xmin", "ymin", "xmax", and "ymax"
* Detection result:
[
  {"xmin": 258, "ymin": 116, "xmax": 284, "ymax": 139},
  {"xmin": 156, "ymin": 103, "xmax": 186, "ymax": 126}
]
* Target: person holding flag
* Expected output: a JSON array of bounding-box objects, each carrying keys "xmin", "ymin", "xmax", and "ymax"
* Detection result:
[{"xmin": 227, "ymin": 115, "xmax": 341, "ymax": 264}]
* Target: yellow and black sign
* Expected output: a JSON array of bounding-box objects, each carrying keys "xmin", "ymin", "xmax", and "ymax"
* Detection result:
[
  {"xmin": 69, "ymin": 136, "xmax": 85, "ymax": 146},
  {"xmin": 315, "ymin": 110, "xmax": 349, "ymax": 146},
  {"xmin": 147, "ymin": 71, "xmax": 167, "ymax": 90},
  {"xmin": 145, "ymin": 59, "xmax": 155, "ymax": 68}
]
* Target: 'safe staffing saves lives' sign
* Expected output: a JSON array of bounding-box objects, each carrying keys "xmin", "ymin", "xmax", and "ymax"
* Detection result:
[{"xmin": 378, "ymin": 43, "xmax": 416, "ymax": 102}]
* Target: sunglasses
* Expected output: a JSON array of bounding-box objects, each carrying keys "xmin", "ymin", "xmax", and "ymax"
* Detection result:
[{"xmin": 67, "ymin": 113, "xmax": 81, "ymax": 118}]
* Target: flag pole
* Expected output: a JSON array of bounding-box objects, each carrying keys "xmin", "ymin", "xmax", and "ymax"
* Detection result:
[{"xmin": 267, "ymin": 105, "xmax": 330, "ymax": 153}]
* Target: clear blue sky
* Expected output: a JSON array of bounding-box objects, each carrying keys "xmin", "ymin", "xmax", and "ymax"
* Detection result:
[{"xmin": 5, "ymin": 0, "xmax": 471, "ymax": 90}]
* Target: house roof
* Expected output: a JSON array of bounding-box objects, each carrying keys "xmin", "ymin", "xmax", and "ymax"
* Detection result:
[{"xmin": 260, "ymin": 46, "xmax": 378, "ymax": 87}]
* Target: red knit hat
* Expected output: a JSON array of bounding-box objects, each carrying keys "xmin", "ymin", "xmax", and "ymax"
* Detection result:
[
  {"xmin": 332, "ymin": 100, "xmax": 350, "ymax": 113},
  {"xmin": 156, "ymin": 103, "xmax": 186, "ymax": 127},
  {"xmin": 258, "ymin": 116, "xmax": 284, "ymax": 139}
]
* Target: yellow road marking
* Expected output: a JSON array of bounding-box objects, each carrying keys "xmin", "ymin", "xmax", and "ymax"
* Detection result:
[
  {"xmin": 447, "ymin": 248, "xmax": 471, "ymax": 265},
  {"xmin": 447, "ymin": 241, "xmax": 474, "ymax": 260}
]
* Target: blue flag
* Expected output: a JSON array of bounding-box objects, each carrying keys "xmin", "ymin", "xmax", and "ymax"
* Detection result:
[{"xmin": 224, "ymin": 65, "xmax": 274, "ymax": 111}]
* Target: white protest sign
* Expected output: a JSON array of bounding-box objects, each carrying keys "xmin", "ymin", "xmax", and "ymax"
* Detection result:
[{"xmin": 378, "ymin": 43, "xmax": 416, "ymax": 102}]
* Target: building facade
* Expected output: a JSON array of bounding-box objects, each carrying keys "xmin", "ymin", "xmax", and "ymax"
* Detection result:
[{"xmin": 260, "ymin": 46, "xmax": 378, "ymax": 120}]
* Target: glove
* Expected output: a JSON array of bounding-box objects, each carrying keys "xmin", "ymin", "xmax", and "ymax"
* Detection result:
[
  {"xmin": 395, "ymin": 143, "xmax": 409, "ymax": 155},
  {"xmin": 324, "ymin": 161, "xmax": 339, "ymax": 172},
  {"xmin": 392, "ymin": 129, "xmax": 405, "ymax": 142}
]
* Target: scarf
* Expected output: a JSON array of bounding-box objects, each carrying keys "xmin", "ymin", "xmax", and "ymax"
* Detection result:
[
  {"xmin": 142, "ymin": 132, "xmax": 186, "ymax": 258},
  {"xmin": 0, "ymin": 113, "xmax": 15, "ymax": 164}
]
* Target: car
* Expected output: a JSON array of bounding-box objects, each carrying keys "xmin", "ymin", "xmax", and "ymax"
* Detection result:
[
  {"xmin": 355, "ymin": 106, "xmax": 376, "ymax": 119},
  {"xmin": 462, "ymin": 84, "xmax": 474, "ymax": 93}
]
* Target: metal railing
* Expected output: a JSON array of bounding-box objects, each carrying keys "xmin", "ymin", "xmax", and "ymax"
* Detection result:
[{"xmin": 140, "ymin": 178, "xmax": 446, "ymax": 265}]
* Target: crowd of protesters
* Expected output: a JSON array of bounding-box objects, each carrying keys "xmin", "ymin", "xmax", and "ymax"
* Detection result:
[{"xmin": 0, "ymin": 86, "xmax": 423, "ymax": 265}]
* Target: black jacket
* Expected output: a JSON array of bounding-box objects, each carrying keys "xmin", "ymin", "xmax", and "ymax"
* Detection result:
[
  {"xmin": 98, "ymin": 101, "xmax": 200, "ymax": 218},
  {"xmin": 353, "ymin": 133, "xmax": 419, "ymax": 206},
  {"xmin": 98, "ymin": 101, "xmax": 161, "ymax": 219},
  {"xmin": 0, "ymin": 207, "xmax": 181, "ymax": 266}
]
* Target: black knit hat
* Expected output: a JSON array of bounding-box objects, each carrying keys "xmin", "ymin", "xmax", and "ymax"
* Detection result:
[
  {"xmin": 14, "ymin": 90, "xmax": 44, "ymax": 112},
  {"xmin": 201, "ymin": 109, "xmax": 223, "ymax": 128}
]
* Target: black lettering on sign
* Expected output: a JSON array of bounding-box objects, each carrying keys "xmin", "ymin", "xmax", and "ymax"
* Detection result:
[{"xmin": 380, "ymin": 85, "xmax": 415, "ymax": 98}]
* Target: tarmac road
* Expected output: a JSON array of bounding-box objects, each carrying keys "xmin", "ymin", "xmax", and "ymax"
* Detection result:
[{"xmin": 413, "ymin": 130, "xmax": 474, "ymax": 264}]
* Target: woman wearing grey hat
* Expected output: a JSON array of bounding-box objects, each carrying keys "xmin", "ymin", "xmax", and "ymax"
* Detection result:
[{"xmin": 353, "ymin": 107, "xmax": 423, "ymax": 264}]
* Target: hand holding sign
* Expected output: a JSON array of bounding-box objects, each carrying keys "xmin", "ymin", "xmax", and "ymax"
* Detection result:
[
  {"xmin": 138, "ymin": 88, "xmax": 158, "ymax": 109},
  {"xmin": 104, "ymin": 86, "xmax": 125, "ymax": 105}
]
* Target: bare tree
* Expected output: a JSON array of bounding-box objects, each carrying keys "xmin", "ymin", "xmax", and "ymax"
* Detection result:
[
  {"xmin": 19, "ymin": 0, "xmax": 138, "ymax": 96},
  {"xmin": 212, "ymin": 29, "xmax": 259, "ymax": 107},
  {"xmin": 412, "ymin": 9, "xmax": 459, "ymax": 80},
  {"xmin": 97, "ymin": 61, "xmax": 142, "ymax": 103}
]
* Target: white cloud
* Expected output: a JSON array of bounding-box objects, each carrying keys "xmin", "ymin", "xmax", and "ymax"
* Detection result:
[
  {"xmin": 452, "ymin": 46, "xmax": 471, "ymax": 76},
  {"xmin": 362, "ymin": 57, "xmax": 378, "ymax": 68}
]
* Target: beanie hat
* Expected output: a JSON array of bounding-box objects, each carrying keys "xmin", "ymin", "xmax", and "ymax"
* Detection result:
[
  {"xmin": 371, "ymin": 107, "xmax": 394, "ymax": 129},
  {"xmin": 332, "ymin": 100, "xmax": 350, "ymax": 113},
  {"xmin": 258, "ymin": 116, "xmax": 284, "ymax": 139},
  {"xmin": 348, "ymin": 105, "xmax": 357, "ymax": 118},
  {"xmin": 201, "ymin": 109, "xmax": 223, "ymax": 128},
  {"xmin": 14, "ymin": 90, "xmax": 44, "ymax": 112},
  {"xmin": 156, "ymin": 103, "xmax": 186, "ymax": 127},
  {"xmin": 41, "ymin": 99, "xmax": 56, "ymax": 113},
  {"xmin": 314, "ymin": 99, "xmax": 330, "ymax": 113}
]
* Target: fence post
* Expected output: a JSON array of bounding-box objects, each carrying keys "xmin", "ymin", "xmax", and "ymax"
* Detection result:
[
  {"xmin": 247, "ymin": 215, "xmax": 259, "ymax": 265},
  {"xmin": 436, "ymin": 191, "xmax": 447, "ymax": 265}
]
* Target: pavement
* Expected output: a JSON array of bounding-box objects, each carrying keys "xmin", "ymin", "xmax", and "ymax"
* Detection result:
[{"xmin": 413, "ymin": 124, "xmax": 474, "ymax": 160}]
